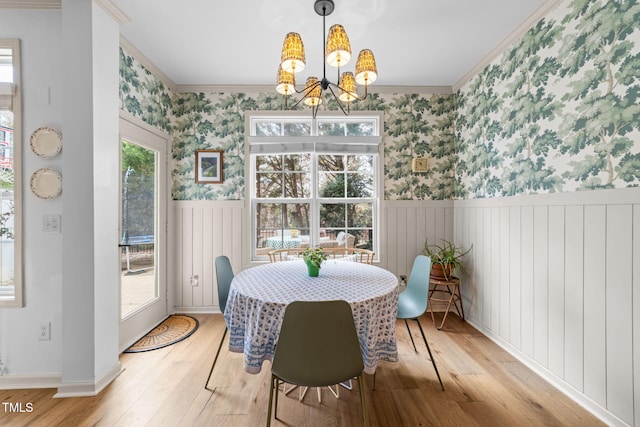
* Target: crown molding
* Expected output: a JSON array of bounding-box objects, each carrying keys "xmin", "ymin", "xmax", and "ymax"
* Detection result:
[
  {"xmin": 0, "ymin": 0, "xmax": 60, "ymax": 8},
  {"xmin": 452, "ymin": 0, "xmax": 565, "ymax": 92},
  {"xmin": 95, "ymin": 0, "xmax": 129, "ymax": 25},
  {"xmin": 0, "ymin": 0, "xmax": 128, "ymax": 24},
  {"xmin": 367, "ymin": 85, "xmax": 453, "ymax": 95},
  {"xmin": 119, "ymin": 35, "xmax": 178, "ymax": 93},
  {"xmin": 175, "ymin": 84, "xmax": 453, "ymax": 95}
]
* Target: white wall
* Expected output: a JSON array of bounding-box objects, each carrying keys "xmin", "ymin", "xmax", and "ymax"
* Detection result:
[
  {"xmin": 0, "ymin": 4, "xmax": 122, "ymax": 395},
  {"xmin": 454, "ymin": 187, "xmax": 640, "ymax": 426},
  {"xmin": 90, "ymin": 0, "xmax": 121, "ymax": 388},
  {"xmin": 0, "ymin": 9, "xmax": 64, "ymax": 382}
]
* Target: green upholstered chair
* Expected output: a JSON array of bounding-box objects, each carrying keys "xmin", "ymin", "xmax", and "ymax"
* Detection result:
[
  {"xmin": 267, "ymin": 300, "xmax": 369, "ymax": 426},
  {"xmin": 204, "ymin": 255, "xmax": 234, "ymax": 391}
]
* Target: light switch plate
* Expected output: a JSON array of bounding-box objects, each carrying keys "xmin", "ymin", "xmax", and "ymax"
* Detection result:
[
  {"xmin": 43, "ymin": 215, "xmax": 61, "ymax": 233},
  {"xmin": 412, "ymin": 157, "xmax": 429, "ymax": 173}
]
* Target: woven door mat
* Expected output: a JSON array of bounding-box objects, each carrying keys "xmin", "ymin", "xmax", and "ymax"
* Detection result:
[{"xmin": 124, "ymin": 314, "xmax": 199, "ymax": 353}]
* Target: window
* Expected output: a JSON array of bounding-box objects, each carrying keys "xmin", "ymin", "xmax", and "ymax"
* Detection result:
[
  {"xmin": 0, "ymin": 39, "xmax": 22, "ymax": 307},
  {"xmin": 248, "ymin": 113, "xmax": 382, "ymax": 261}
]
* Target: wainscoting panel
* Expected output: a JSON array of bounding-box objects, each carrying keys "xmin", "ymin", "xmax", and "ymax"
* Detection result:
[
  {"xmin": 381, "ymin": 201, "xmax": 454, "ymax": 279},
  {"xmin": 454, "ymin": 188, "xmax": 640, "ymax": 426},
  {"xmin": 172, "ymin": 201, "xmax": 244, "ymax": 312},
  {"xmin": 171, "ymin": 200, "xmax": 455, "ymax": 312}
]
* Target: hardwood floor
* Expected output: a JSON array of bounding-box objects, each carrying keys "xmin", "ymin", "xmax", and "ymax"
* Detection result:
[{"xmin": 0, "ymin": 313, "xmax": 604, "ymax": 426}]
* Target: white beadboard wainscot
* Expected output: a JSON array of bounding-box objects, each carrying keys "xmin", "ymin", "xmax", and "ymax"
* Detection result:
[
  {"xmin": 453, "ymin": 187, "xmax": 640, "ymax": 426},
  {"xmin": 170, "ymin": 200, "xmax": 244, "ymax": 313},
  {"xmin": 380, "ymin": 200, "xmax": 455, "ymax": 278},
  {"xmin": 170, "ymin": 199, "xmax": 456, "ymax": 312}
]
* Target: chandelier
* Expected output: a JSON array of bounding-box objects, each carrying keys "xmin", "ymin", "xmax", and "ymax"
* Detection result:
[{"xmin": 276, "ymin": 0, "xmax": 378, "ymax": 117}]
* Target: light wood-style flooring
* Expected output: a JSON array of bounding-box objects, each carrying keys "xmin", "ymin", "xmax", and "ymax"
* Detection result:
[{"xmin": 0, "ymin": 313, "xmax": 605, "ymax": 426}]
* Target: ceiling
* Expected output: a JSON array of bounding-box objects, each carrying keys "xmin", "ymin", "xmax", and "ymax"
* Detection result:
[{"xmin": 117, "ymin": 1, "xmax": 546, "ymax": 88}]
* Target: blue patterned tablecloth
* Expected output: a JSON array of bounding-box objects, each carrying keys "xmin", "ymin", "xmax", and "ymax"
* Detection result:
[{"xmin": 224, "ymin": 259, "xmax": 399, "ymax": 374}]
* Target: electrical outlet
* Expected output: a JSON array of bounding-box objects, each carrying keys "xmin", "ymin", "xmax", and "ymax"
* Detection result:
[
  {"xmin": 399, "ymin": 275, "xmax": 407, "ymax": 286},
  {"xmin": 38, "ymin": 322, "xmax": 51, "ymax": 341}
]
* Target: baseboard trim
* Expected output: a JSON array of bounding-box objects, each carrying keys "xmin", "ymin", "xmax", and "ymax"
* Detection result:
[
  {"xmin": 172, "ymin": 306, "xmax": 220, "ymax": 314},
  {"xmin": 54, "ymin": 362, "xmax": 123, "ymax": 398},
  {"xmin": 0, "ymin": 373, "xmax": 62, "ymax": 390},
  {"xmin": 465, "ymin": 318, "xmax": 628, "ymax": 427}
]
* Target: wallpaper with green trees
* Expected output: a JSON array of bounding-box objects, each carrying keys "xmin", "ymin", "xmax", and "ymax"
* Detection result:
[
  {"xmin": 119, "ymin": 0, "xmax": 640, "ymax": 202},
  {"xmin": 119, "ymin": 48, "xmax": 455, "ymax": 201},
  {"xmin": 456, "ymin": 0, "xmax": 640, "ymax": 198}
]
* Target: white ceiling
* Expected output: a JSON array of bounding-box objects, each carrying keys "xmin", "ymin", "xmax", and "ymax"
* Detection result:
[{"xmin": 117, "ymin": 0, "xmax": 547, "ymax": 88}]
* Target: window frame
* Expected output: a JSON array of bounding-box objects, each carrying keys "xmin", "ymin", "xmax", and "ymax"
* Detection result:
[
  {"xmin": 0, "ymin": 39, "xmax": 23, "ymax": 307},
  {"xmin": 247, "ymin": 112, "xmax": 383, "ymax": 262}
]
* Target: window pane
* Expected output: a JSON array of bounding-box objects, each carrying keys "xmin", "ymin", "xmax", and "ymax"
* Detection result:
[
  {"xmin": 317, "ymin": 120, "xmax": 375, "ymax": 136},
  {"xmin": 283, "ymin": 203, "xmax": 310, "ymax": 229},
  {"xmin": 283, "ymin": 122, "xmax": 311, "ymax": 136},
  {"xmin": 0, "ymin": 48, "xmax": 12, "ymax": 82},
  {"xmin": 318, "ymin": 154, "xmax": 344, "ymax": 171},
  {"xmin": 256, "ymin": 202, "xmax": 281, "ymax": 249},
  {"xmin": 283, "ymin": 172, "xmax": 310, "ymax": 198},
  {"xmin": 347, "ymin": 173, "xmax": 373, "ymax": 197},
  {"xmin": 256, "ymin": 202, "xmax": 310, "ymax": 250},
  {"xmin": 351, "ymin": 229, "xmax": 373, "ymax": 250},
  {"xmin": 283, "ymin": 154, "xmax": 310, "ymax": 171},
  {"xmin": 283, "ymin": 156, "xmax": 311, "ymax": 198},
  {"xmin": 347, "ymin": 203, "xmax": 373, "ymax": 227},
  {"xmin": 319, "ymin": 172, "xmax": 344, "ymax": 198},
  {"xmin": 347, "ymin": 155, "xmax": 373, "ymax": 172},
  {"xmin": 256, "ymin": 172, "xmax": 283, "ymax": 197},
  {"xmin": 317, "ymin": 122, "xmax": 345, "ymax": 136},
  {"xmin": 256, "ymin": 154, "xmax": 281, "ymax": 172},
  {"xmin": 255, "ymin": 122, "xmax": 282, "ymax": 136},
  {"xmin": 320, "ymin": 203, "xmax": 345, "ymax": 228},
  {"xmin": 256, "ymin": 155, "xmax": 311, "ymax": 199}
]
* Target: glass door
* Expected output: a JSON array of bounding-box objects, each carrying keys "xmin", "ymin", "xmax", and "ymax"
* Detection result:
[{"xmin": 119, "ymin": 116, "xmax": 167, "ymax": 351}]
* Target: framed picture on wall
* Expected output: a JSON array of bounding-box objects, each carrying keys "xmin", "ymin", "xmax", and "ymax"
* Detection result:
[{"xmin": 195, "ymin": 150, "xmax": 223, "ymax": 184}]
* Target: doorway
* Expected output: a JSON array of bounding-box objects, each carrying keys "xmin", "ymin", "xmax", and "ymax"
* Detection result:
[{"xmin": 119, "ymin": 116, "xmax": 168, "ymax": 351}]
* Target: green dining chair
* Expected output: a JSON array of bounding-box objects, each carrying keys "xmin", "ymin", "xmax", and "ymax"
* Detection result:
[
  {"xmin": 204, "ymin": 255, "xmax": 234, "ymax": 391},
  {"xmin": 267, "ymin": 300, "xmax": 369, "ymax": 426},
  {"xmin": 394, "ymin": 254, "xmax": 445, "ymax": 391}
]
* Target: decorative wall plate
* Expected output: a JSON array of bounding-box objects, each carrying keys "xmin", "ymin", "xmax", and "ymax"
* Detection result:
[
  {"xmin": 30, "ymin": 127, "xmax": 62, "ymax": 159},
  {"xmin": 30, "ymin": 168, "xmax": 62, "ymax": 199}
]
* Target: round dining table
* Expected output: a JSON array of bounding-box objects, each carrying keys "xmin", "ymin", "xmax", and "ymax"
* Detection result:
[{"xmin": 223, "ymin": 259, "xmax": 400, "ymax": 374}]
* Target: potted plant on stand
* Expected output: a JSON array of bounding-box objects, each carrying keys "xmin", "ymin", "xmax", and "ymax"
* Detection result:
[
  {"xmin": 302, "ymin": 246, "xmax": 328, "ymax": 277},
  {"xmin": 423, "ymin": 239, "xmax": 472, "ymax": 280}
]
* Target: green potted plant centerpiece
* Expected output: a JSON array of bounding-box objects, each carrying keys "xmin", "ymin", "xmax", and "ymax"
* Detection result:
[
  {"xmin": 423, "ymin": 239, "xmax": 472, "ymax": 280},
  {"xmin": 301, "ymin": 246, "xmax": 328, "ymax": 277}
]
